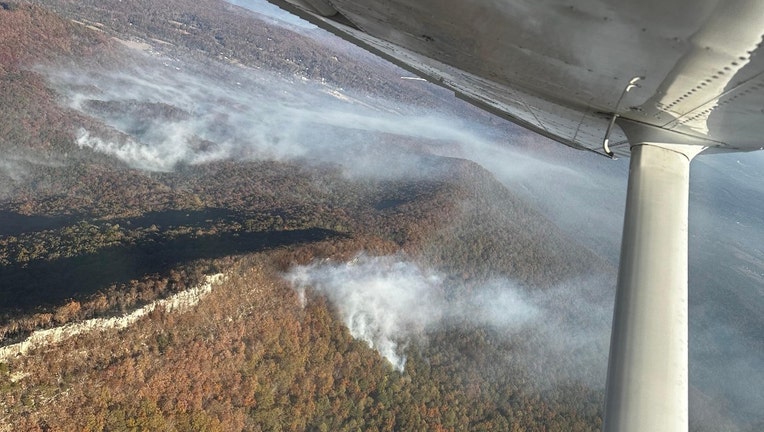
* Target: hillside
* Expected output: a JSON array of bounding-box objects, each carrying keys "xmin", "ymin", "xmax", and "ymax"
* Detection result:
[{"xmin": 1, "ymin": 1, "xmax": 752, "ymax": 431}]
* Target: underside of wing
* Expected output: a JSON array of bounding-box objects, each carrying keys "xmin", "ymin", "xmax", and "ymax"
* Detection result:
[{"xmin": 266, "ymin": 0, "xmax": 764, "ymax": 158}]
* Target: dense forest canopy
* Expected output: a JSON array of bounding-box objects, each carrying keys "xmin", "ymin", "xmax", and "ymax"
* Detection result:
[{"xmin": 0, "ymin": 1, "xmax": 760, "ymax": 431}]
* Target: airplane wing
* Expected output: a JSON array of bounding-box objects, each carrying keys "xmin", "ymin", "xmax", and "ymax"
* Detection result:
[{"xmin": 266, "ymin": 0, "xmax": 764, "ymax": 158}]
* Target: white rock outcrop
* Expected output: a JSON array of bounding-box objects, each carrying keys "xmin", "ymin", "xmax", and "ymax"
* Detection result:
[{"xmin": 0, "ymin": 273, "xmax": 225, "ymax": 361}]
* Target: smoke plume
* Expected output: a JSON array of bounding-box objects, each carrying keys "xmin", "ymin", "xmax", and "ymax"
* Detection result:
[{"xmin": 285, "ymin": 254, "xmax": 609, "ymax": 381}]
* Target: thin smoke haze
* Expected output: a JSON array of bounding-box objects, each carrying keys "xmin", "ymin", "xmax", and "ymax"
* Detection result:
[
  {"xmin": 42, "ymin": 55, "xmax": 507, "ymax": 177},
  {"xmin": 285, "ymin": 254, "xmax": 609, "ymax": 382}
]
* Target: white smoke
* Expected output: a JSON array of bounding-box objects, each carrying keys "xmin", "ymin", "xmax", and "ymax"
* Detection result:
[
  {"xmin": 284, "ymin": 255, "xmax": 583, "ymax": 373},
  {"xmin": 76, "ymin": 129, "xmax": 179, "ymax": 172},
  {"xmin": 41, "ymin": 53, "xmax": 508, "ymax": 176},
  {"xmin": 286, "ymin": 255, "xmax": 444, "ymax": 371}
]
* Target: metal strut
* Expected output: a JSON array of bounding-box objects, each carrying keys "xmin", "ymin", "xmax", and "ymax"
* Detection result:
[{"xmin": 602, "ymin": 139, "xmax": 704, "ymax": 432}]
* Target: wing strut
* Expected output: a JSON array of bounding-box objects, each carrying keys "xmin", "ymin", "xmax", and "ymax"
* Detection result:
[{"xmin": 603, "ymin": 130, "xmax": 705, "ymax": 432}]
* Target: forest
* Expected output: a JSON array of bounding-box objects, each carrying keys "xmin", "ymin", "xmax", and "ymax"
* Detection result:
[{"xmin": 0, "ymin": 1, "xmax": 755, "ymax": 431}]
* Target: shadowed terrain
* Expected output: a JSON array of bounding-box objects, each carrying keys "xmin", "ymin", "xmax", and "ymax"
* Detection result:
[{"xmin": 0, "ymin": 223, "xmax": 344, "ymax": 312}]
